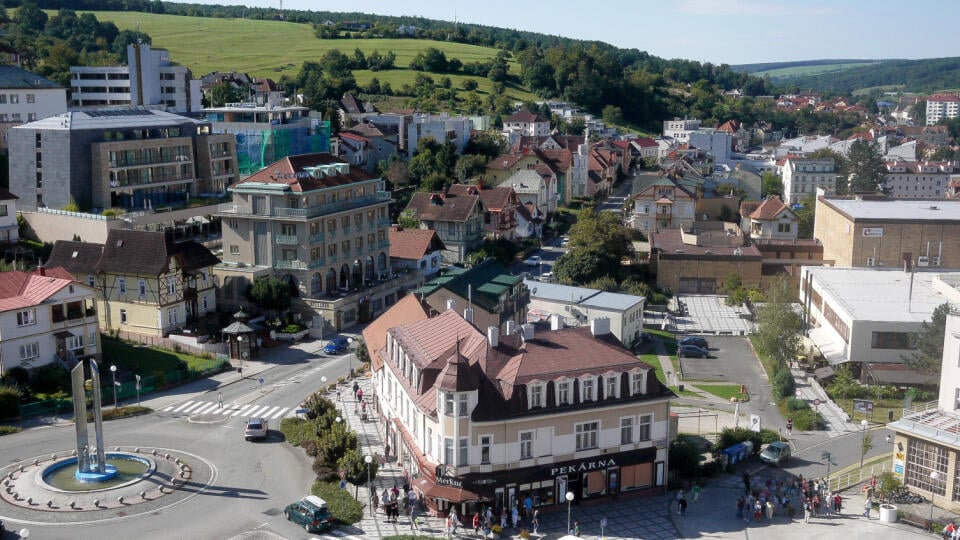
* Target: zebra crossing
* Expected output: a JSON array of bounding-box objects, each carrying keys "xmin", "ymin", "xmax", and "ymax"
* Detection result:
[{"xmin": 160, "ymin": 400, "xmax": 294, "ymax": 420}]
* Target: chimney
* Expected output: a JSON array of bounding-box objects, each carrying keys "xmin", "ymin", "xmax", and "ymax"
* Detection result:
[
  {"xmin": 590, "ymin": 317, "xmax": 611, "ymax": 337},
  {"xmin": 521, "ymin": 323, "xmax": 535, "ymax": 342},
  {"xmin": 487, "ymin": 325, "xmax": 499, "ymax": 348},
  {"xmin": 446, "ymin": 298, "xmax": 457, "ymax": 311},
  {"xmin": 550, "ymin": 313, "xmax": 564, "ymax": 331},
  {"xmin": 464, "ymin": 307, "xmax": 474, "ymax": 324},
  {"xmin": 505, "ymin": 320, "xmax": 517, "ymax": 336},
  {"xmin": 37, "ymin": 260, "xmax": 45, "ymax": 277}
]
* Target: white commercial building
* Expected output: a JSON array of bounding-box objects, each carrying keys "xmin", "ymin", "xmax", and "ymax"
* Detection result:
[
  {"xmin": 926, "ymin": 93, "xmax": 960, "ymax": 126},
  {"xmin": 524, "ymin": 280, "xmax": 645, "ymax": 347},
  {"xmin": 781, "ymin": 157, "xmax": 838, "ymax": 203},
  {"xmin": 799, "ymin": 267, "xmax": 960, "ymax": 380},
  {"xmin": 69, "ymin": 43, "xmax": 201, "ymax": 113}
]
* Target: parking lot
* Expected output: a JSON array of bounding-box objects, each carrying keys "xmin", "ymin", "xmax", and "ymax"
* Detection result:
[{"xmin": 679, "ymin": 335, "xmax": 764, "ymax": 385}]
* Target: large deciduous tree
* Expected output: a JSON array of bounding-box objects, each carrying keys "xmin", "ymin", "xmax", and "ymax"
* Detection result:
[
  {"xmin": 247, "ymin": 277, "xmax": 292, "ymax": 318},
  {"xmin": 843, "ymin": 139, "xmax": 885, "ymax": 194},
  {"xmin": 755, "ymin": 276, "xmax": 803, "ymax": 369},
  {"xmin": 902, "ymin": 303, "xmax": 950, "ymax": 376}
]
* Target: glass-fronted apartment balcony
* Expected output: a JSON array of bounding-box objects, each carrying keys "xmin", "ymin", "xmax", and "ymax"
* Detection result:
[{"xmin": 275, "ymin": 234, "xmax": 299, "ymax": 245}]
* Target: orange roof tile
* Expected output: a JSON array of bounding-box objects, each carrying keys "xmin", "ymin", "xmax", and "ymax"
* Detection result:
[
  {"xmin": 362, "ymin": 295, "xmax": 429, "ymax": 372},
  {"xmin": 388, "ymin": 226, "xmax": 444, "ymax": 261}
]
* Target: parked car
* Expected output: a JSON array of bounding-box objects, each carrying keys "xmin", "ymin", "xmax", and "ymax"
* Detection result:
[
  {"xmin": 678, "ymin": 344, "xmax": 710, "ymax": 358},
  {"xmin": 760, "ymin": 441, "xmax": 792, "ymax": 465},
  {"xmin": 679, "ymin": 336, "xmax": 709, "ymax": 349},
  {"xmin": 560, "ymin": 237, "xmax": 570, "ymax": 247},
  {"xmin": 323, "ymin": 336, "xmax": 349, "ymax": 354},
  {"xmin": 284, "ymin": 495, "xmax": 333, "ymax": 533},
  {"xmin": 537, "ymin": 271, "xmax": 554, "ymax": 282},
  {"xmin": 523, "ymin": 255, "xmax": 542, "ymax": 266},
  {"xmin": 244, "ymin": 417, "xmax": 268, "ymax": 441}
]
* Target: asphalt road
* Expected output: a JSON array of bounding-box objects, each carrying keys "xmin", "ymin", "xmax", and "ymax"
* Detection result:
[{"xmin": 0, "ymin": 347, "xmax": 354, "ymax": 539}]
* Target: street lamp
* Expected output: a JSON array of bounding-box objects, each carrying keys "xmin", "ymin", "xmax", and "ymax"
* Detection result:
[
  {"xmin": 364, "ymin": 454, "xmax": 373, "ymax": 499},
  {"xmin": 19, "ymin": 529, "xmax": 29, "ymax": 540},
  {"xmin": 110, "ymin": 364, "xmax": 118, "ymax": 409},
  {"xmin": 859, "ymin": 419, "xmax": 869, "ymax": 471},
  {"xmin": 930, "ymin": 471, "xmax": 940, "ymax": 522},
  {"xmin": 347, "ymin": 337, "xmax": 355, "ymax": 377},
  {"xmin": 236, "ymin": 335, "xmax": 244, "ymax": 374},
  {"xmin": 565, "ymin": 490, "xmax": 575, "ymax": 534}
]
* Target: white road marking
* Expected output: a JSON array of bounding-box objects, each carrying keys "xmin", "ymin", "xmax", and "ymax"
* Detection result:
[
  {"xmin": 195, "ymin": 402, "xmax": 219, "ymax": 415},
  {"xmin": 172, "ymin": 401, "xmax": 196, "ymax": 412},
  {"xmin": 270, "ymin": 407, "xmax": 289, "ymax": 419},
  {"xmin": 261, "ymin": 406, "xmax": 280, "ymax": 419},
  {"xmin": 231, "ymin": 404, "xmax": 253, "ymax": 417}
]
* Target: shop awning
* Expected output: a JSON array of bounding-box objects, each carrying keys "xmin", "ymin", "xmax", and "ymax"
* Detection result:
[
  {"xmin": 416, "ymin": 477, "xmax": 483, "ymax": 503},
  {"xmin": 808, "ymin": 326, "xmax": 848, "ymax": 366}
]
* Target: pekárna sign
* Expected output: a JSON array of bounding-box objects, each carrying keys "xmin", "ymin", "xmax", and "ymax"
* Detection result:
[{"xmin": 551, "ymin": 458, "xmax": 616, "ymax": 477}]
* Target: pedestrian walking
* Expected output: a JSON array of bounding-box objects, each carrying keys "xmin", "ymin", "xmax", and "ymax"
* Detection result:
[
  {"xmin": 736, "ymin": 496, "xmax": 745, "ymax": 519},
  {"xmin": 532, "ymin": 509, "xmax": 540, "ymax": 534},
  {"xmin": 786, "ymin": 418, "xmax": 793, "ymax": 436},
  {"xmin": 572, "ymin": 520, "xmax": 581, "ymax": 536},
  {"xmin": 371, "ymin": 489, "xmax": 379, "ymax": 513},
  {"xmin": 679, "ymin": 495, "xmax": 688, "ymax": 517},
  {"xmin": 352, "ymin": 381, "xmax": 360, "ymax": 398},
  {"xmin": 676, "ymin": 489, "xmax": 685, "ymax": 513},
  {"xmin": 217, "ymin": 391, "xmax": 223, "ymax": 408},
  {"xmin": 804, "ymin": 500, "xmax": 812, "ymax": 523},
  {"xmin": 765, "ymin": 500, "xmax": 775, "ymax": 520},
  {"xmin": 511, "ymin": 504, "xmax": 519, "ymax": 528},
  {"xmin": 473, "ymin": 512, "xmax": 481, "ymax": 534},
  {"xmin": 864, "ymin": 495, "xmax": 872, "ymax": 519},
  {"xmin": 692, "ymin": 481, "xmax": 701, "ymax": 502},
  {"xmin": 742, "ymin": 472, "xmax": 751, "ymax": 495},
  {"xmin": 833, "ymin": 493, "xmax": 843, "ymax": 515}
]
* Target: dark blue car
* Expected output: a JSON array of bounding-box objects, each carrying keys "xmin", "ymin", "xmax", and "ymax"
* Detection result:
[{"xmin": 323, "ymin": 337, "xmax": 349, "ymax": 355}]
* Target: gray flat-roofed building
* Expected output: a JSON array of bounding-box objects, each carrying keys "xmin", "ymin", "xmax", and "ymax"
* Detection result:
[{"xmin": 525, "ymin": 280, "xmax": 645, "ymax": 346}]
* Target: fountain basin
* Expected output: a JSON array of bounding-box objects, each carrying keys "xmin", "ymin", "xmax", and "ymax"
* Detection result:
[{"xmin": 37, "ymin": 453, "xmax": 156, "ymax": 493}]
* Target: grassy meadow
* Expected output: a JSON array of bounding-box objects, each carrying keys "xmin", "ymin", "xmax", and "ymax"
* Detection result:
[
  {"xmin": 69, "ymin": 11, "xmax": 537, "ymax": 101},
  {"xmin": 755, "ymin": 61, "xmax": 881, "ymax": 79}
]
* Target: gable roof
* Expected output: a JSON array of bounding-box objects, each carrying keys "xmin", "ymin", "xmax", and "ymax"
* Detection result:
[
  {"xmin": 0, "ymin": 188, "xmax": 18, "ymax": 200},
  {"xmin": 389, "ymin": 226, "xmax": 445, "ymax": 261},
  {"xmin": 363, "ymin": 294, "xmax": 429, "ymax": 372},
  {"xmin": 447, "ymin": 184, "xmax": 516, "ymax": 211},
  {"xmin": 95, "ymin": 230, "xmax": 219, "ymax": 276},
  {"xmin": 505, "ymin": 108, "xmax": 548, "ymax": 124},
  {"xmin": 234, "ymin": 153, "xmax": 376, "ymax": 193},
  {"xmin": 749, "ymin": 196, "xmax": 795, "ymax": 220},
  {"xmin": 415, "ymin": 259, "xmax": 520, "ymax": 312},
  {"xmin": 404, "ymin": 191, "xmax": 481, "ymax": 223},
  {"xmin": 47, "ymin": 241, "xmax": 104, "ymax": 275},
  {"xmin": 0, "ymin": 65, "xmax": 61, "ymax": 90},
  {"xmin": 0, "ymin": 269, "xmax": 77, "ymax": 312}
]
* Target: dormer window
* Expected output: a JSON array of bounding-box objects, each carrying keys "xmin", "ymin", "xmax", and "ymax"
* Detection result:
[
  {"xmin": 632, "ymin": 371, "xmax": 647, "ymax": 395},
  {"xmin": 605, "ymin": 375, "xmax": 619, "ymax": 399},
  {"xmin": 581, "ymin": 377, "xmax": 595, "ymax": 402},
  {"xmin": 557, "ymin": 380, "xmax": 571, "ymax": 405},
  {"xmin": 529, "ymin": 383, "xmax": 544, "ymax": 409}
]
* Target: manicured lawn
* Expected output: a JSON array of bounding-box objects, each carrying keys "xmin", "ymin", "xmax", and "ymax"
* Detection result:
[
  {"xmin": 832, "ymin": 397, "xmax": 903, "ymax": 424},
  {"xmin": 641, "ymin": 353, "xmax": 667, "ymax": 384},
  {"xmin": 697, "ymin": 383, "xmax": 746, "ymax": 402},
  {"xmin": 101, "ymin": 337, "xmax": 224, "ymax": 374}
]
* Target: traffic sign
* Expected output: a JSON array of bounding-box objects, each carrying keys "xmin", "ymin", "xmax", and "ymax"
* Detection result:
[
  {"xmin": 258, "ymin": 377, "xmax": 264, "ymax": 384},
  {"xmin": 795, "ymin": 389, "xmax": 801, "ymax": 399},
  {"xmin": 814, "ymin": 398, "xmax": 821, "ymax": 406},
  {"xmin": 600, "ymin": 518, "xmax": 608, "ymax": 528}
]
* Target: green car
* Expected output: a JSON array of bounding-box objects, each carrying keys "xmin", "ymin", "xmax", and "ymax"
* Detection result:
[{"xmin": 284, "ymin": 495, "xmax": 333, "ymax": 533}]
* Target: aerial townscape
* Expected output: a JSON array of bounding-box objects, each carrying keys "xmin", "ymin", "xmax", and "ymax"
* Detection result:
[{"xmin": 2, "ymin": 1, "xmax": 960, "ymax": 539}]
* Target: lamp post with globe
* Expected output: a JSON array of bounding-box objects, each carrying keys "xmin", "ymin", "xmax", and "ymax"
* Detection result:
[{"xmin": 565, "ymin": 491, "xmax": 575, "ymax": 533}]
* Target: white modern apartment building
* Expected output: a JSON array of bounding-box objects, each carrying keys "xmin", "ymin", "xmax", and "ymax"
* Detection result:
[
  {"xmin": 69, "ymin": 43, "xmax": 201, "ymax": 113},
  {"xmin": 662, "ymin": 118, "xmax": 700, "ymax": 142},
  {"xmin": 884, "ymin": 161, "xmax": 960, "ymax": 199},
  {"xmin": 781, "ymin": 157, "xmax": 838, "ymax": 203},
  {"xmin": 0, "ymin": 66, "xmax": 66, "ymax": 149},
  {"xmin": 926, "ymin": 93, "xmax": 960, "ymax": 126}
]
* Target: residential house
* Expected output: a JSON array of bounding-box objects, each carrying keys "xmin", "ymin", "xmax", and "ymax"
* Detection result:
[
  {"xmin": 884, "ymin": 161, "xmax": 960, "ymax": 199},
  {"xmin": 403, "ymin": 190, "xmax": 485, "ymax": 264},
  {"xmin": 9, "ymin": 109, "xmax": 239, "ymax": 211},
  {"xmin": 0, "ymin": 267, "xmax": 100, "ymax": 374},
  {"xmin": 662, "ymin": 119, "xmax": 700, "ymax": 142},
  {"xmin": 501, "ymin": 169, "xmax": 557, "ymax": 216},
  {"xmin": 413, "ymin": 259, "xmax": 528, "ymax": 334},
  {"xmin": 887, "ymin": 303, "xmax": 960, "ymax": 513},
  {"xmin": 627, "ymin": 177, "xmax": 697, "ymax": 234},
  {"xmin": 367, "ymin": 112, "xmax": 472, "ymax": 156},
  {"xmin": 337, "ymin": 92, "xmax": 378, "ymax": 125},
  {"xmin": 899, "ymin": 125, "xmax": 949, "ymax": 147},
  {"xmin": 389, "ymin": 226, "xmax": 445, "ymax": 278},
  {"xmin": 339, "ymin": 122, "xmax": 398, "ymax": 174},
  {"xmin": 216, "ymin": 153, "xmax": 415, "ymax": 332},
  {"xmin": 502, "ymin": 108, "xmax": 550, "ymax": 143},
  {"xmin": 587, "ymin": 146, "xmax": 618, "ymax": 198},
  {"xmin": 0, "ymin": 65, "xmax": 66, "ymax": 150},
  {"xmin": 365, "ymin": 304, "xmax": 673, "ymax": 518},
  {"xmin": 799, "ymin": 267, "xmax": 960, "ymax": 381},
  {"xmin": 717, "ymin": 119, "xmax": 749, "ymax": 152},
  {"xmin": 630, "ymin": 137, "xmax": 659, "ymax": 161},
  {"xmin": 447, "ymin": 184, "xmax": 521, "ymax": 240},
  {"xmin": 650, "ymin": 224, "xmax": 762, "ymax": 293},
  {"xmin": 524, "ymin": 280, "xmax": 645, "ymax": 347},
  {"xmin": 484, "ymin": 147, "xmax": 570, "ymax": 206},
  {"xmin": 47, "ymin": 229, "xmax": 220, "ymax": 337},
  {"xmin": 742, "ymin": 196, "xmax": 797, "ymax": 241},
  {"xmin": 781, "ymin": 157, "xmax": 838, "ymax": 204},
  {"xmin": 0, "ymin": 189, "xmax": 18, "ymax": 245}
]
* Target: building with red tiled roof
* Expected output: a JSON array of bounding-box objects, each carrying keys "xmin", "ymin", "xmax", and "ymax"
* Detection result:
[
  {"xmin": 926, "ymin": 93, "xmax": 960, "ymax": 125},
  {"xmin": 0, "ymin": 267, "xmax": 100, "ymax": 372},
  {"xmin": 448, "ymin": 184, "xmax": 523, "ymax": 240},
  {"xmin": 650, "ymin": 224, "xmax": 762, "ymax": 293},
  {"xmin": 403, "ymin": 190, "xmax": 485, "ymax": 264},
  {"xmin": 389, "ymin": 226, "xmax": 445, "ymax": 277},
  {"xmin": 366, "ymin": 303, "xmax": 673, "ymax": 515},
  {"xmin": 740, "ymin": 196, "xmax": 798, "ymax": 241},
  {"xmin": 627, "ymin": 177, "xmax": 696, "ymax": 233},
  {"xmin": 884, "ymin": 160, "xmax": 960, "ymax": 199}
]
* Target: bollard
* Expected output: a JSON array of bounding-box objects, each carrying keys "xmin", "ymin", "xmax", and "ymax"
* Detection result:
[
  {"xmin": 152, "ymin": 450, "xmax": 157, "ymax": 456},
  {"xmin": 71, "ymin": 449, "xmax": 77, "ymax": 456},
  {"xmin": 26, "ymin": 497, "xmax": 32, "ymax": 505},
  {"xmin": 164, "ymin": 453, "xmax": 170, "ymax": 460},
  {"xmin": 134, "ymin": 447, "xmax": 140, "ymax": 453},
  {"xmin": 114, "ymin": 446, "xmax": 120, "ymax": 451},
  {"xmin": 51, "ymin": 454, "xmax": 57, "ymax": 461},
  {"xmin": 33, "ymin": 459, "xmax": 39, "ymax": 467}
]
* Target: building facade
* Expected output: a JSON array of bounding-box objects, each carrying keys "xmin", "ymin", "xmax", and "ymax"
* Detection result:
[
  {"xmin": 627, "ymin": 178, "xmax": 697, "ymax": 234},
  {"xmin": 415, "ymin": 260, "xmax": 528, "ymax": 334},
  {"xmin": 0, "ymin": 66, "xmax": 66, "ymax": 150},
  {"xmin": 403, "ymin": 191, "xmax": 485, "ymax": 264},
  {"xmin": 0, "ymin": 268, "xmax": 100, "ymax": 374},
  {"xmin": 925, "ymin": 93, "xmax": 960, "ymax": 125},
  {"xmin": 524, "ymin": 280, "xmax": 645, "ymax": 347},
  {"xmin": 884, "ymin": 161, "xmax": 960, "ymax": 199},
  {"xmin": 781, "ymin": 158, "xmax": 838, "ymax": 204},
  {"xmin": 813, "ymin": 196, "xmax": 960, "ymax": 269},
  {"xmin": 365, "ymin": 302, "xmax": 673, "ymax": 518},
  {"xmin": 8, "ymin": 109, "xmax": 238, "ymax": 212},
  {"xmin": 0, "ymin": 189, "xmax": 19, "ymax": 244}
]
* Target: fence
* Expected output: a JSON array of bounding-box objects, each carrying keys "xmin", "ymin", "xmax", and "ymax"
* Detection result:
[
  {"xmin": 826, "ymin": 460, "xmax": 891, "ymax": 493},
  {"xmin": 116, "ymin": 330, "xmax": 228, "ymax": 358}
]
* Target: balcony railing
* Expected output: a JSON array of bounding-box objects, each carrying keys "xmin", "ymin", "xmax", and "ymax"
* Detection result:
[
  {"xmin": 309, "ymin": 233, "xmax": 325, "ymax": 243},
  {"xmin": 275, "ymin": 234, "xmax": 299, "ymax": 245},
  {"xmin": 275, "ymin": 260, "xmax": 308, "ymax": 270},
  {"xmin": 216, "ymin": 193, "xmax": 390, "ymax": 219}
]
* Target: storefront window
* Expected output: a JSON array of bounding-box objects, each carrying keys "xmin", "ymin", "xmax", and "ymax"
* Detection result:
[
  {"xmin": 621, "ymin": 463, "xmax": 653, "ymax": 490},
  {"xmin": 905, "ymin": 438, "xmax": 948, "ymax": 495}
]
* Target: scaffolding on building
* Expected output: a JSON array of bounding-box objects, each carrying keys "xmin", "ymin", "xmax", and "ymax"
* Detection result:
[{"xmin": 234, "ymin": 121, "xmax": 331, "ymax": 176}]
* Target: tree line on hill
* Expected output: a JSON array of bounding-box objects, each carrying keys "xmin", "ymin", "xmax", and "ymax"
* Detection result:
[{"xmin": 773, "ymin": 57, "xmax": 960, "ymax": 95}]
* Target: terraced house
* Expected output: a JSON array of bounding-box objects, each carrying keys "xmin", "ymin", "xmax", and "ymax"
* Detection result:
[
  {"xmin": 47, "ymin": 229, "xmax": 219, "ymax": 337},
  {"xmin": 364, "ymin": 298, "xmax": 673, "ymax": 519}
]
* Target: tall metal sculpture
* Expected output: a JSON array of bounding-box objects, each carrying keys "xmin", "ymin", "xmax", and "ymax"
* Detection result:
[{"xmin": 71, "ymin": 359, "xmax": 106, "ymax": 474}]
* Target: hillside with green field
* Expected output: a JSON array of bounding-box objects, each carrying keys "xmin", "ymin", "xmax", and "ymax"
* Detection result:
[
  {"xmin": 70, "ymin": 11, "xmax": 538, "ymax": 102},
  {"xmin": 752, "ymin": 61, "xmax": 882, "ymax": 80}
]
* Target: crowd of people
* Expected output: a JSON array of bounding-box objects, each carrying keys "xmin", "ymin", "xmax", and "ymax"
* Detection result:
[{"xmin": 731, "ymin": 472, "xmax": 844, "ymax": 524}]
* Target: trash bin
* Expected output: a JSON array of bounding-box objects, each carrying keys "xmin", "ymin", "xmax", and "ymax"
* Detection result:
[{"xmin": 879, "ymin": 503, "xmax": 897, "ymax": 523}]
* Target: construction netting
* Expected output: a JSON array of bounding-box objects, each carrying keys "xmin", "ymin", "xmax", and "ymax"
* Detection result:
[{"xmin": 235, "ymin": 121, "xmax": 331, "ymax": 176}]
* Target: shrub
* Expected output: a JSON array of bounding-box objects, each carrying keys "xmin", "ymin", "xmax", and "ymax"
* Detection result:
[
  {"xmin": 772, "ymin": 368, "xmax": 795, "ymax": 400},
  {"xmin": 279, "ymin": 417, "xmax": 316, "ymax": 446},
  {"xmin": 876, "ymin": 471, "xmax": 902, "ymax": 501},
  {"xmin": 785, "ymin": 397, "xmax": 810, "ymax": 411},
  {"xmin": 0, "ymin": 385, "xmax": 22, "ymax": 419},
  {"xmin": 281, "ymin": 323, "xmax": 303, "ymax": 334},
  {"xmin": 312, "ymin": 481, "xmax": 363, "ymax": 524},
  {"xmin": 302, "ymin": 439, "xmax": 319, "ymax": 457},
  {"xmin": 312, "ymin": 460, "xmax": 339, "ymax": 482},
  {"xmin": 0, "ymin": 425, "xmax": 22, "ymax": 436},
  {"xmin": 30, "ymin": 364, "xmax": 70, "ymax": 394},
  {"xmin": 670, "ymin": 434, "xmax": 704, "ymax": 480},
  {"xmin": 88, "ymin": 405, "xmax": 151, "ymax": 422},
  {"xmin": 790, "ymin": 408, "xmax": 823, "ymax": 431},
  {"xmin": 302, "ymin": 391, "xmax": 336, "ymax": 420},
  {"xmin": 759, "ymin": 428, "xmax": 781, "ymax": 444},
  {"xmin": 1, "ymin": 366, "xmax": 29, "ymax": 388},
  {"xmin": 714, "ymin": 427, "xmax": 762, "ymax": 455},
  {"xmin": 698, "ymin": 459, "xmax": 724, "ymax": 477}
]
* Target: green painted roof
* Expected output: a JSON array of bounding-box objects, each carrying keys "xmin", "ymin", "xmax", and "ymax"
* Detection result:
[{"xmin": 414, "ymin": 260, "xmax": 519, "ymax": 311}]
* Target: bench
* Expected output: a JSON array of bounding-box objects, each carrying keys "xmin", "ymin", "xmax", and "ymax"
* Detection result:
[{"xmin": 899, "ymin": 513, "xmax": 930, "ymax": 531}]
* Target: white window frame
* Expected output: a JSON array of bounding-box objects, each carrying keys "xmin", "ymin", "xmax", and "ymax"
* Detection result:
[
  {"xmin": 480, "ymin": 435, "xmax": 492, "ymax": 464},
  {"xmin": 575, "ymin": 421, "xmax": 599, "ymax": 451},
  {"xmin": 138, "ymin": 279, "xmax": 147, "ymax": 297},
  {"xmin": 519, "ymin": 431, "xmax": 533, "ymax": 460},
  {"xmin": 168, "ymin": 308, "xmax": 178, "ymax": 325},
  {"xmin": 458, "ymin": 393, "xmax": 468, "ymax": 417},
  {"xmin": 458, "ymin": 437, "xmax": 468, "ymax": 466},
  {"xmin": 632, "ymin": 371, "xmax": 647, "ymax": 395},
  {"xmin": 118, "ymin": 277, "xmax": 126, "ymax": 295},
  {"xmin": 443, "ymin": 437, "xmax": 454, "ymax": 465},
  {"xmin": 638, "ymin": 413, "xmax": 653, "ymax": 441},
  {"xmin": 65, "ymin": 335, "xmax": 84, "ymax": 350},
  {"xmin": 166, "ymin": 275, "xmax": 176, "ymax": 295},
  {"xmin": 19, "ymin": 342, "xmax": 40, "ymax": 360},
  {"xmin": 621, "ymin": 416, "xmax": 635, "ymax": 445},
  {"xmin": 444, "ymin": 392, "xmax": 455, "ymax": 417},
  {"xmin": 88, "ymin": 274, "xmax": 95, "ymax": 287},
  {"xmin": 581, "ymin": 377, "xmax": 595, "ymax": 402},
  {"xmin": 557, "ymin": 380, "xmax": 571, "ymax": 405},
  {"xmin": 529, "ymin": 383, "xmax": 544, "ymax": 408},
  {"xmin": 16, "ymin": 309, "xmax": 36, "ymax": 326},
  {"xmin": 605, "ymin": 375, "xmax": 619, "ymax": 399}
]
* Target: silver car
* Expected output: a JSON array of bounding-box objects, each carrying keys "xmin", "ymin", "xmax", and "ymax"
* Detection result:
[{"xmin": 244, "ymin": 417, "xmax": 268, "ymax": 441}]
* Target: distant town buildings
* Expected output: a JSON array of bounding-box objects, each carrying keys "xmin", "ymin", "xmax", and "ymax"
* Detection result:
[
  {"xmin": 925, "ymin": 93, "xmax": 960, "ymax": 125},
  {"xmin": 0, "ymin": 65, "xmax": 66, "ymax": 150}
]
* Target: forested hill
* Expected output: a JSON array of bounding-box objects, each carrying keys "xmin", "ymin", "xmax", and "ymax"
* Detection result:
[
  {"xmin": 760, "ymin": 57, "xmax": 960, "ymax": 94},
  {"xmin": 732, "ymin": 59, "xmax": 879, "ymax": 74}
]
